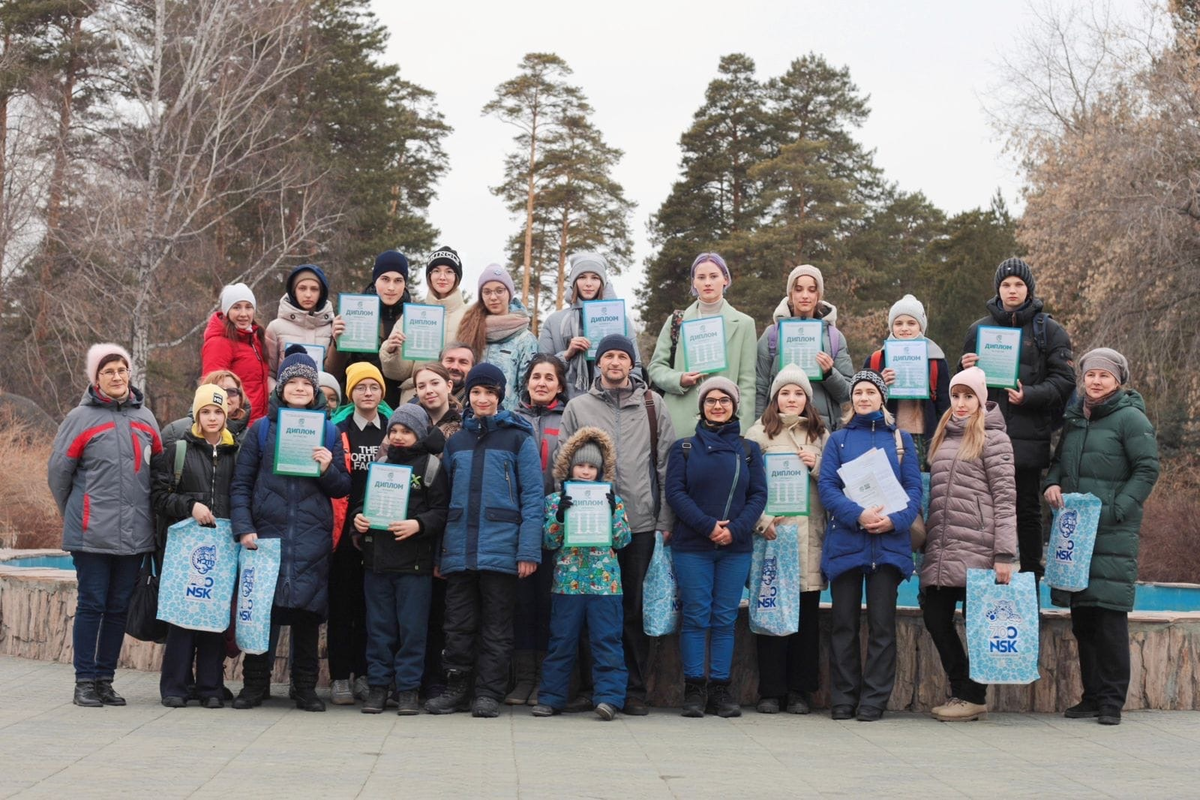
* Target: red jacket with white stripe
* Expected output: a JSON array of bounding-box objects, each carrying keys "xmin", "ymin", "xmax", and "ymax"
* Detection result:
[{"xmin": 48, "ymin": 385, "xmax": 163, "ymax": 555}]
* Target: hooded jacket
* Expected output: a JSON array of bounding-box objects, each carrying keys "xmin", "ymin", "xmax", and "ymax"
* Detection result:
[
  {"xmin": 513, "ymin": 390, "xmax": 567, "ymax": 494},
  {"xmin": 201, "ymin": 313, "xmax": 270, "ymax": 423},
  {"xmin": 265, "ymin": 265, "xmax": 335, "ymax": 392},
  {"xmin": 379, "ymin": 288, "xmax": 467, "ymax": 391},
  {"xmin": 48, "ymin": 385, "xmax": 163, "ymax": 555},
  {"xmin": 755, "ymin": 298, "xmax": 854, "ymax": 430},
  {"xmin": 921, "ymin": 402, "xmax": 1018, "ymax": 589},
  {"xmin": 151, "ymin": 427, "xmax": 239, "ymax": 546},
  {"xmin": 538, "ymin": 302, "xmax": 644, "ymax": 399}
]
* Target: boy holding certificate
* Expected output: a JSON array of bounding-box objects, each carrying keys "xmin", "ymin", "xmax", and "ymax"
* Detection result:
[
  {"xmin": 351, "ymin": 405, "xmax": 449, "ymax": 715},
  {"xmin": 531, "ymin": 427, "xmax": 632, "ymax": 721}
]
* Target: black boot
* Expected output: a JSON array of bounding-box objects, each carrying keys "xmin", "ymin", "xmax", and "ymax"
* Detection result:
[
  {"xmin": 681, "ymin": 679, "xmax": 706, "ymax": 718},
  {"xmin": 291, "ymin": 663, "xmax": 325, "ymax": 712},
  {"xmin": 708, "ymin": 680, "xmax": 741, "ymax": 718},
  {"xmin": 94, "ymin": 679, "xmax": 126, "ymax": 706},
  {"xmin": 73, "ymin": 680, "xmax": 102, "ymax": 708},
  {"xmin": 233, "ymin": 656, "xmax": 271, "ymax": 709},
  {"xmin": 425, "ymin": 669, "xmax": 471, "ymax": 715}
]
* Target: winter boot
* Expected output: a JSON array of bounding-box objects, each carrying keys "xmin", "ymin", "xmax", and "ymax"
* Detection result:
[
  {"xmin": 681, "ymin": 679, "xmax": 707, "ymax": 718},
  {"xmin": 504, "ymin": 650, "xmax": 536, "ymax": 705},
  {"xmin": 527, "ymin": 651, "xmax": 545, "ymax": 705},
  {"xmin": 362, "ymin": 686, "xmax": 387, "ymax": 714},
  {"xmin": 472, "ymin": 695, "xmax": 502, "ymax": 718},
  {"xmin": 394, "ymin": 690, "xmax": 420, "ymax": 716},
  {"xmin": 94, "ymin": 679, "xmax": 126, "ymax": 706},
  {"xmin": 291, "ymin": 662, "xmax": 325, "ymax": 712},
  {"xmin": 73, "ymin": 680, "xmax": 102, "ymax": 708},
  {"xmin": 233, "ymin": 657, "xmax": 271, "ymax": 709},
  {"xmin": 425, "ymin": 669, "xmax": 472, "ymax": 715},
  {"xmin": 708, "ymin": 680, "xmax": 741, "ymax": 718}
]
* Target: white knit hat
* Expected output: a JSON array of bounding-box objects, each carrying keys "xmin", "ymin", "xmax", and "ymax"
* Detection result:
[
  {"xmin": 770, "ymin": 363, "xmax": 814, "ymax": 404},
  {"xmin": 888, "ymin": 294, "xmax": 927, "ymax": 334},
  {"xmin": 85, "ymin": 343, "xmax": 132, "ymax": 384},
  {"xmin": 220, "ymin": 283, "xmax": 256, "ymax": 315}
]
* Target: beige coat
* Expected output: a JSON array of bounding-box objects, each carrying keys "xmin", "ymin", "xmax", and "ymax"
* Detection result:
[
  {"xmin": 379, "ymin": 289, "xmax": 468, "ymax": 388},
  {"xmin": 745, "ymin": 415, "xmax": 829, "ymax": 592},
  {"xmin": 264, "ymin": 294, "xmax": 335, "ymax": 391}
]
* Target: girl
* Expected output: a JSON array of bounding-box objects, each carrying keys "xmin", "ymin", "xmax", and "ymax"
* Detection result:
[
  {"xmin": 665, "ymin": 377, "xmax": 768, "ymax": 717},
  {"xmin": 745, "ymin": 364, "xmax": 829, "ymax": 715},
  {"xmin": 264, "ymin": 265, "xmax": 335, "ymax": 391},
  {"xmin": 818, "ymin": 370, "xmax": 923, "ymax": 722},
  {"xmin": 754, "ymin": 265, "xmax": 854, "ymax": 431},
  {"xmin": 201, "ymin": 283, "xmax": 270, "ymax": 422},
  {"xmin": 152, "ymin": 385, "xmax": 240, "ymax": 708},
  {"xmin": 649, "ymin": 253, "xmax": 758, "ymax": 436},
  {"xmin": 380, "ymin": 246, "xmax": 468, "ymax": 393},
  {"xmin": 413, "ymin": 363, "xmax": 463, "ymax": 441},
  {"xmin": 531, "ymin": 427, "xmax": 632, "ymax": 720},
  {"xmin": 454, "ymin": 265, "xmax": 538, "ymax": 413},
  {"xmin": 921, "ymin": 366, "xmax": 1016, "ymax": 722}
]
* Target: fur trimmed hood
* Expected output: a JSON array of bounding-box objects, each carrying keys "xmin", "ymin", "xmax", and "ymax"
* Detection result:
[{"xmin": 552, "ymin": 425, "xmax": 617, "ymax": 483}]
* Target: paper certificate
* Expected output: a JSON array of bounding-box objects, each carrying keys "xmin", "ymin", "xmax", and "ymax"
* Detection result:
[
  {"xmin": 764, "ymin": 453, "xmax": 810, "ymax": 516},
  {"xmin": 884, "ymin": 338, "xmax": 930, "ymax": 400},
  {"xmin": 582, "ymin": 300, "xmax": 628, "ymax": 360},
  {"xmin": 272, "ymin": 409, "xmax": 326, "ymax": 477},
  {"xmin": 777, "ymin": 319, "xmax": 825, "ymax": 381},
  {"xmin": 563, "ymin": 481, "xmax": 613, "ymax": 548},
  {"xmin": 837, "ymin": 447, "xmax": 910, "ymax": 516},
  {"xmin": 975, "ymin": 326, "xmax": 1022, "ymax": 389},
  {"xmin": 401, "ymin": 303, "xmax": 445, "ymax": 362},
  {"xmin": 680, "ymin": 316, "xmax": 727, "ymax": 374},
  {"xmin": 285, "ymin": 342, "xmax": 325, "ymax": 367},
  {"xmin": 362, "ymin": 463, "xmax": 413, "ymax": 530},
  {"xmin": 337, "ymin": 294, "xmax": 381, "ymax": 353}
]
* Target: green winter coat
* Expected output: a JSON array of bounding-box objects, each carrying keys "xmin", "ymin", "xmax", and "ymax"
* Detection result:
[{"xmin": 1044, "ymin": 390, "xmax": 1159, "ymax": 613}]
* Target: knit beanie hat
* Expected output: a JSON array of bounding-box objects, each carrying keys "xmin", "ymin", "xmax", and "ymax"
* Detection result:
[
  {"xmin": 850, "ymin": 369, "xmax": 889, "ymax": 403},
  {"xmin": 786, "ymin": 264, "xmax": 824, "ymax": 300},
  {"xmin": 570, "ymin": 441, "xmax": 604, "ymax": 472},
  {"xmin": 85, "ymin": 342, "xmax": 132, "ymax": 384},
  {"xmin": 287, "ymin": 264, "xmax": 329, "ymax": 310},
  {"xmin": 697, "ymin": 375, "xmax": 740, "ymax": 413},
  {"xmin": 477, "ymin": 264, "xmax": 516, "ymax": 299},
  {"xmin": 567, "ymin": 252, "xmax": 609, "ymax": 297},
  {"xmin": 1080, "ymin": 347, "xmax": 1129, "ymax": 385},
  {"xmin": 888, "ymin": 294, "xmax": 927, "ymax": 334},
  {"xmin": 770, "ymin": 363, "xmax": 814, "ymax": 405},
  {"xmin": 994, "ymin": 257, "xmax": 1035, "ymax": 296},
  {"xmin": 373, "ymin": 250, "xmax": 410, "ymax": 281},
  {"xmin": 344, "ymin": 362, "xmax": 385, "ymax": 399},
  {"xmin": 220, "ymin": 283, "xmax": 256, "ymax": 315},
  {"xmin": 949, "ymin": 366, "xmax": 988, "ymax": 403},
  {"xmin": 689, "ymin": 252, "xmax": 731, "ymax": 296},
  {"xmin": 594, "ymin": 333, "xmax": 635, "ymax": 363},
  {"xmin": 464, "ymin": 362, "xmax": 506, "ymax": 404},
  {"xmin": 387, "ymin": 404, "xmax": 431, "ymax": 441},
  {"xmin": 426, "ymin": 246, "xmax": 463, "ymax": 284},
  {"xmin": 276, "ymin": 346, "xmax": 320, "ymax": 396},
  {"xmin": 318, "ymin": 371, "xmax": 342, "ymax": 405},
  {"xmin": 192, "ymin": 384, "xmax": 229, "ymax": 419}
]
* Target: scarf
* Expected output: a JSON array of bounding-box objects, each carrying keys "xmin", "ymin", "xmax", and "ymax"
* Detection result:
[
  {"xmin": 485, "ymin": 311, "xmax": 531, "ymax": 343},
  {"xmin": 1083, "ymin": 389, "xmax": 1119, "ymax": 419}
]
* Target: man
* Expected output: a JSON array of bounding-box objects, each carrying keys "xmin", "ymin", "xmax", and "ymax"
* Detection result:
[
  {"xmin": 559, "ymin": 334, "xmax": 675, "ymax": 715},
  {"xmin": 398, "ymin": 341, "xmax": 476, "ymax": 406},
  {"xmin": 960, "ymin": 257, "xmax": 1074, "ymax": 583}
]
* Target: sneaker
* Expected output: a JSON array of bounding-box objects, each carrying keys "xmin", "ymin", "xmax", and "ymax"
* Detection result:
[
  {"xmin": 394, "ymin": 690, "xmax": 420, "ymax": 716},
  {"xmin": 530, "ymin": 703, "xmax": 559, "ymax": 717},
  {"xmin": 786, "ymin": 691, "xmax": 811, "ymax": 715},
  {"xmin": 161, "ymin": 696, "xmax": 187, "ymax": 708},
  {"xmin": 362, "ymin": 686, "xmax": 387, "ymax": 714},
  {"xmin": 353, "ymin": 676, "xmax": 370, "ymax": 702},
  {"xmin": 330, "ymin": 679, "xmax": 354, "ymax": 706},
  {"xmin": 622, "ymin": 696, "xmax": 650, "ymax": 716},
  {"xmin": 756, "ymin": 697, "xmax": 781, "ymax": 714},
  {"xmin": 472, "ymin": 696, "xmax": 501, "ymax": 718},
  {"xmin": 932, "ymin": 697, "xmax": 987, "ymax": 722},
  {"xmin": 595, "ymin": 702, "xmax": 618, "ymax": 721},
  {"xmin": 1098, "ymin": 707, "xmax": 1122, "ymax": 726},
  {"xmin": 1064, "ymin": 700, "xmax": 1100, "ymax": 719},
  {"xmin": 564, "ymin": 694, "xmax": 593, "ymax": 713}
]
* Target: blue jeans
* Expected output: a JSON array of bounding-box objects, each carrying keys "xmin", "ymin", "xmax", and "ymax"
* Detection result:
[
  {"xmin": 673, "ymin": 549, "xmax": 752, "ymax": 681},
  {"xmin": 539, "ymin": 594, "xmax": 626, "ymax": 709},
  {"xmin": 71, "ymin": 551, "xmax": 142, "ymax": 681},
  {"xmin": 363, "ymin": 571, "xmax": 432, "ymax": 690}
]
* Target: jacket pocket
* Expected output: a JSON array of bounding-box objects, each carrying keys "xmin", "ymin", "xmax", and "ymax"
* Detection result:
[
  {"xmin": 485, "ymin": 508, "xmax": 521, "ymax": 525},
  {"xmin": 82, "ymin": 493, "xmax": 91, "ymax": 532},
  {"xmin": 446, "ymin": 508, "xmax": 463, "ymax": 522}
]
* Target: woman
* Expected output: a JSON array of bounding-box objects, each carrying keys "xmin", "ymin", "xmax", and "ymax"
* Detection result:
[
  {"xmin": 665, "ymin": 377, "xmax": 767, "ymax": 718},
  {"xmin": 381, "ymin": 246, "xmax": 468, "ymax": 394},
  {"xmin": 455, "ymin": 264, "xmax": 537, "ymax": 412},
  {"xmin": 413, "ymin": 363, "xmax": 463, "ymax": 441},
  {"xmin": 264, "ymin": 264, "xmax": 335, "ymax": 391},
  {"xmin": 1045, "ymin": 348, "xmax": 1159, "ymax": 726},
  {"xmin": 922, "ymin": 367, "xmax": 1016, "ymax": 722},
  {"xmin": 201, "ymin": 283, "xmax": 270, "ymax": 422},
  {"xmin": 649, "ymin": 253, "xmax": 757, "ymax": 437},
  {"xmin": 538, "ymin": 252, "xmax": 641, "ymax": 398},
  {"xmin": 48, "ymin": 343, "xmax": 163, "ymax": 707},
  {"xmin": 745, "ymin": 364, "xmax": 829, "ymax": 715},
  {"xmin": 755, "ymin": 265, "xmax": 853, "ymax": 431},
  {"xmin": 818, "ymin": 370, "xmax": 922, "ymax": 722}
]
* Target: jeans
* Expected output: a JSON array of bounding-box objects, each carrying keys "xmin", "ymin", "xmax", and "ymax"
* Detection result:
[
  {"xmin": 921, "ymin": 585, "xmax": 987, "ymax": 705},
  {"xmin": 1014, "ymin": 467, "xmax": 1046, "ymax": 578},
  {"xmin": 326, "ymin": 541, "xmax": 367, "ymax": 681},
  {"xmin": 161, "ymin": 624, "xmax": 226, "ymax": 700},
  {"xmin": 538, "ymin": 594, "xmax": 626, "ymax": 709},
  {"xmin": 1071, "ymin": 605, "xmax": 1130, "ymax": 710},
  {"xmin": 71, "ymin": 551, "xmax": 142, "ymax": 681},
  {"xmin": 673, "ymin": 548, "xmax": 753, "ymax": 681},
  {"xmin": 618, "ymin": 531, "xmax": 655, "ymax": 699},
  {"xmin": 442, "ymin": 569, "xmax": 517, "ymax": 700},
  {"xmin": 828, "ymin": 566, "xmax": 902, "ymax": 710},
  {"xmin": 363, "ymin": 571, "xmax": 432, "ymax": 690},
  {"xmin": 756, "ymin": 590, "xmax": 821, "ymax": 699},
  {"xmin": 240, "ymin": 607, "xmax": 321, "ymax": 690}
]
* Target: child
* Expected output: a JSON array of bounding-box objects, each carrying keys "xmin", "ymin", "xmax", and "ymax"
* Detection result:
[
  {"xmin": 229, "ymin": 349, "xmax": 351, "ymax": 711},
  {"xmin": 530, "ymin": 427, "xmax": 631, "ymax": 721},
  {"xmin": 863, "ymin": 294, "xmax": 950, "ymax": 467},
  {"xmin": 922, "ymin": 366, "xmax": 1017, "ymax": 721},
  {"xmin": 265, "ymin": 265, "xmax": 335, "ymax": 391},
  {"xmin": 352, "ymin": 405, "xmax": 449, "ymax": 715},
  {"xmin": 152, "ymin": 384, "xmax": 239, "ymax": 708},
  {"xmin": 424, "ymin": 363, "xmax": 543, "ymax": 718}
]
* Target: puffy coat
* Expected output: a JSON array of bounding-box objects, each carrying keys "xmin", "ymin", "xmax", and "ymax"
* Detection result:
[
  {"xmin": 559, "ymin": 374, "xmax": 676, "ymax": 534},
  {"xmin": 648, "ymin": 299, "xmax": 758, "ymax": 435},
  {"xmin": 201, "ymin": 313, "xmax": 270, "ymax": 423},
  {"xmin": 755, "ymin": 299, "xmax": 854, "ymax": 430},
  {"xmin": 538, "ymin": 302, "xmax": 643, "ymax": 399},
  {"xmin": 48, "ymin": 385, "xmax": 163, "ymax": 555},
  {"xmin": 325, "ymin": 282, "xmax": 410, "ymax": 408},
  {"xmin": 959, "ymin": 297, "xmax": 1075, "ymax": 469},
  {"xmin": 863, "ymin": 339, "xmax": 952, "ymax": 438},
  {"xmin": 485, "ymin": 331, "xmax": 538, "ymax": 414},
  {"xmin": 264, "ymin": 279, "xmax": 335, "ymax": 392},
  {"xmin": 513, "ymin": 392, "xmax": 566, "ymax": 494},
  {"xmin": 665, "ymin": 420, "xmax": 768, "ymax": 553},
  {"xmin": 229, "ymin": 396, "xmax": 351, "ymax": 614},
  {"xmin": 380, "ymin": 289, "xmax": 468, "ymax": 392},
  {"xmin": 818, "ymin": 412, "xmax": 923, "ymax": 582},
  {"xmin": 1045, "ymin": 390, "xmax": 1160, "ymax": 612},
  {"xmin": 921, "ymin": 402, "xmax": 1017, "ymax": 589},
  {"xmin": 745, "ymin": 414, "xmax": 830, "ymax": 591},
  {"xmin": 440, "ymin": 409, "xmax": 543, "ymax": 575},
  {"xmin": 151, "ymin": 427, "xmax": 239, "ymax": 545}
]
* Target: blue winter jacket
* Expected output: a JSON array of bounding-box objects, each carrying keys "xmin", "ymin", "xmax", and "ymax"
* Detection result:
[
  {"xmin": 665, "ymin": 420, "xmax": 768, "ymax": 553},
  {"xmin": 230, "ymin": 396, "xmax": 351, "ymax": 615},
  {"xmin": 440, "ymin": 409, "xmax": 544, "ymax": 575},
  {"xmin": 818, "ymin": 411, "xmax": 922, "ymax": 582}
]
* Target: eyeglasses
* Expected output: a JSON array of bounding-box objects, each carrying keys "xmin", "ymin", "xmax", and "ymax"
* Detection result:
[
  {"xmin": 99, "ymin": 368, "xmax": 130, "ymax": 379},
  {"xmin": 703, "ymin": 396, "xmax": 733, "ymax": 408},
  {"xmin": 480, "ymin": 287, "xmax": 509, "ymax": 299},
  {"xmin": 221, "ymin": 386, "xmax": 242, "ymax": 397}
]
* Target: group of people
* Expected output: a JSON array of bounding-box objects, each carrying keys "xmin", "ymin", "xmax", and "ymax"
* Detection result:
[{"xmin": 47, "ymin": 248, "xmax": 1160, "ymax": 725}]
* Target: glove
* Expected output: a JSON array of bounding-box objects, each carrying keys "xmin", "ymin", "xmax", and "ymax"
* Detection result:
[
  {"xmin": 606, "ymin": 491, "xmax": 617, "ymax": 513},
  {"xmin": 555, "ymin": 493, "xmax": 574, "ymax": 523}
]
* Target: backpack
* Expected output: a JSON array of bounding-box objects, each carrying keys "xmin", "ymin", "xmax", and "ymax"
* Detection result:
[
  {"xmin": 171, "ymin": 439, "xmax": 188, "ymax": 490},
  {"xmin": 869, "ymin": 349, "xmax": 939, "ymax": 402}
]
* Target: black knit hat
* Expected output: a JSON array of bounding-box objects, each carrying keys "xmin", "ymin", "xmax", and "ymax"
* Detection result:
[
  {"xmin": 373, "ymin": 250, "xmax": 410, "ymax": 281},
  {"xmin": 994, "ymin": 257, "xmax": 1035, "ymax": 296},
  {"xmin": 850, "ymin": 369, "xmax": 889, "ymax": 403},
  {"xmin": 464, "ymin": 363, "xmax": 506, "ymax": 404},
  {"xmin": 426, "ymin": 246, "xmax": 463, "ymax": 284}
]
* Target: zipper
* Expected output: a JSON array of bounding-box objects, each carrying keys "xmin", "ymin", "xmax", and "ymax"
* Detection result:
[
  {"xmin": 935, "ymin": 454, "xmax": 963, "ymax": 586},
  {"xmin": 210, "ymin": 444, "xmax": 219, "ymax": 509},
  {"xmin": 717, "ymin": 445, "xmax": 742, "ymax": 547},
  {"xmin": 504, "ymin": 462, "xmax": 514, "ymax": 504}
]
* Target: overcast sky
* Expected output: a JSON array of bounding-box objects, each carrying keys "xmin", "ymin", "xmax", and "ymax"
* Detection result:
[{"xmin": 373, "ymin": 0, "xmax": 1138, "ymax": 327}]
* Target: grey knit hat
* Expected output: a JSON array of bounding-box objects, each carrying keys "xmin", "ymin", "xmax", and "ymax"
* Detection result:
[
  {"xmin": 1079, "ymin": 347, "xmax": 1129, "ymax": 385},
  {"xmin": 697, "ymin": 375, "xmax": 740, "ymax": 413},
  {"xmin": 567, "ymin": 252, "xmax": 609, "ymax": 298},
  {"xmin": 387, "ymin": 404, "xmax": 431, "ymax": 440},
  {"xmin": 570, "ymin": 442, "xmax": 604, "ymax": 472},
  {"xmin": 888, "ymin": 294, "xmax": 927, "ymax": 334},
  {"xmin": 770, "ymin": 363, "xmax": 814, "ymax": 404},
  {"xmin": 850, "ymin": 369, "xmax": 889, "ymax": 403}
]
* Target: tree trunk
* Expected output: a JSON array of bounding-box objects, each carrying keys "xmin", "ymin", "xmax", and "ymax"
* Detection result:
[
  {"xmin": 555, "ymin": 206, "xmax": 570, "ymax": 310},
  {"xmin": 521, "ymin": 106, "xmax": 538, "ymax": 308}
]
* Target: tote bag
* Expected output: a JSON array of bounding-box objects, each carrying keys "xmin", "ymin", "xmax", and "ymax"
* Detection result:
[
  {"xmin": 235, "ymin": 538, "xmax": 282, "ymax": 655},
  {"xmin": 1045, "ymin": 493, "xmax": 1102, "ymax": 592},
  {"xmin": 966, "ymin": 568, "xmax": 1040, "ymax": 685},
  {"xmin": 157, "ymin": 519, "xmax": 239, "ymax": 632},
  {"xmin": 642, "ymin": 532, "xmax": 680, "ymax": 637},
  {"xmin": 749, "ymin": 524, "xmax": 801, "ymax": 636}
]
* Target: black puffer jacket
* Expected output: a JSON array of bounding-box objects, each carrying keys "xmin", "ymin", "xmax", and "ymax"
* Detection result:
[{"xmin": 151, "ymin": 427, "xmax": 240, "ymax": 545}]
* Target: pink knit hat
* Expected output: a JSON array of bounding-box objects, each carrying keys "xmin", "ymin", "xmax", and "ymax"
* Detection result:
[
  {"xmin": 85, "ymin": 343, "xmax": 132, "ymax": 384},
  {"xmin": 949, "ymin": 366, "xmax": 988, "ymax": 402}
]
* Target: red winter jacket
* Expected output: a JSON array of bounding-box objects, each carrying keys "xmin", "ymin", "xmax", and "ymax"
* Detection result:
[{"xmin": 201, "ymin": 312, "xmax": 270, "ymax": 422}]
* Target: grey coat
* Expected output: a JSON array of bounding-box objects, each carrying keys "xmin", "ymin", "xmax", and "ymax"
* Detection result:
[{"xmin": 754, "ymin": 298, "xmax": 853, "ymax": 430}]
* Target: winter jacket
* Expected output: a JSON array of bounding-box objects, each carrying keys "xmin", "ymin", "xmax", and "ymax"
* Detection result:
[
  {"xmin": 665, "ymin": 420, "xmax": 768, "ymax": 553},
  {"xmin": 559, "ymin": 374, "xmax": 676, "ymax": 534},
  {"xmin": 229, "ymin": 395, "xmax": 351, "ymax": 614},
  {"xmin": 538, "ymin": 302, "xmax": 643, "ymax": 399},
  {"xmin": 745, "ymin": 415, "xmax": 830, "ymax": 591},
  {"xmin": 541, "ymin": 427, "xmax": 632, "ymax": 595},
  {"xmin": 959, "ymin": 297, "xmax": 1075, "ymax": 469},
  {"xmin": 264, "ymin": 302, "xmax": 335, "ymax": 393},
  {"xmin": 1045, "ymin": 390, "xmax": 1160, "ymax": 612},
  {"xmin": 440, "ymin": 409, "xmax": 544, "ymax": 575},
  {"xmin": 379, "ymin": 289, "xmax": 467, "ymax": 392},
  {"xmin": 648, "ymin": 299, "xmax": 758, "ymax": 435},
  {"xmin": 513, "ymin": 392, "xmax": 567, "ymax": 494},
  {"xmin": 818, "ymin": 412, "xmax": 923, "ymax": 582},
  {"xmin": 48, "ymin": 385, "xmax": 163, "ymax": 556},
  {"xmin": 201, "ymin": 313, "xmax": 270, "ymax": 423},
  {"xmin": 325, "ymin": 282, "xmax": 410, "ymax": 408},
  {"xmin": 485, "ymin": 330, "xmax": 539, "ymax": 414},
  {"xmin": 755, "ymin": 299, "xmax": 853, "ymax": 430},
  {"xmin": 921, "ymin": 402, "xmax": 1018, "ymax": 589},
  {"xmin": 863, "ymin": 338, "xmax": 952, "ymax": 439},
  {"xmin": 151, "ymin": 427, "xmax": 239, "ymax": 545},
  {"xmin": 353, "ymin": 432, "xmax": 449, "ymax": 575}
]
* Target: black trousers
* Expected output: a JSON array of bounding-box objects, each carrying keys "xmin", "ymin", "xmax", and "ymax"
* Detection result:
[
  {"xmin": 326, "ymin": 541, "xmax": 368, "ymax": 681},
  {"xmin": 756, "ymin": 590, "xmax": 822, "ymax": 699},
  {"xmin": 442, "ymin": 569, "xmax": 518, "ymax": 700},
  {"xmin": 618, "ymin": 531, "xmax": 656, "ymax": 701},
  {"xmin": 422, "ymin": 575, "xmax": 447, "ymax": 691},
  {"xmin": 160, "ymin": 624, "xmax": 226, "ymax": 700},
  {"xmin": 1014, "ymin": 467, "xmax": 1046, "ymax": 578},
  {"xmin": 512, "ymin": 548, "xmax": 553, "ymax": 652},
  {"xmin": 1071, "ymin": 605, "xmax": 1130, "ymax": 710},
  {"xmin": 921, "ymin": 585, "xmax": 987, "ymax": 705},
  {"xmin": 828, "ymin": 567, "xmax": 902, "ymax": 711},
  {"xmin": 241, "ymin": 607, "xmax": 321, "ymax": 690}
]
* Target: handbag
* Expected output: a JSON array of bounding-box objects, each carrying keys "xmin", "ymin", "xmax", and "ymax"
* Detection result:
[
  {"xmin": 893, "ymin": 429, "xmax": 927, "ymax": 551},
  {"xmin": 125, "ymin": 552, "xmax": 168, "ymax": 643}
]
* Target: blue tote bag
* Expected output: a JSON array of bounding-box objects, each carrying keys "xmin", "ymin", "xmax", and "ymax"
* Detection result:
[
  {"xmin": 157, "ymin": 519, "xmax": 239, "ymax": 633},
  {"xmin": 749, "ymin": 524, "xmax": 801, "ymax": 636},
  {"xmin": 966, "ymin": 568, "xmax": 1040, "ymax": 685},
  {"xmin": 1045, "ymin": 493, "xmax": 1102, "ymax": 592},
  {"xmin": 642, "ymin": 532, "xmax": 680, "ymax": 637},
  {"xmin": 235, "ymin": 538, "xmax": 282, "ymax": 655}
]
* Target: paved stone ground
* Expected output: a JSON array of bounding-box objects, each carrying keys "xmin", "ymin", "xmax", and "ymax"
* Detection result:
[{"xmin": 4, "ymin": 655, "xmax": 1200, "ymax": 798}]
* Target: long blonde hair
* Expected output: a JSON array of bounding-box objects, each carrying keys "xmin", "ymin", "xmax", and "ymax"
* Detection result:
[{"xmin": 928, "ymin": 402, "xmax": 987, "ymax": 462}]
